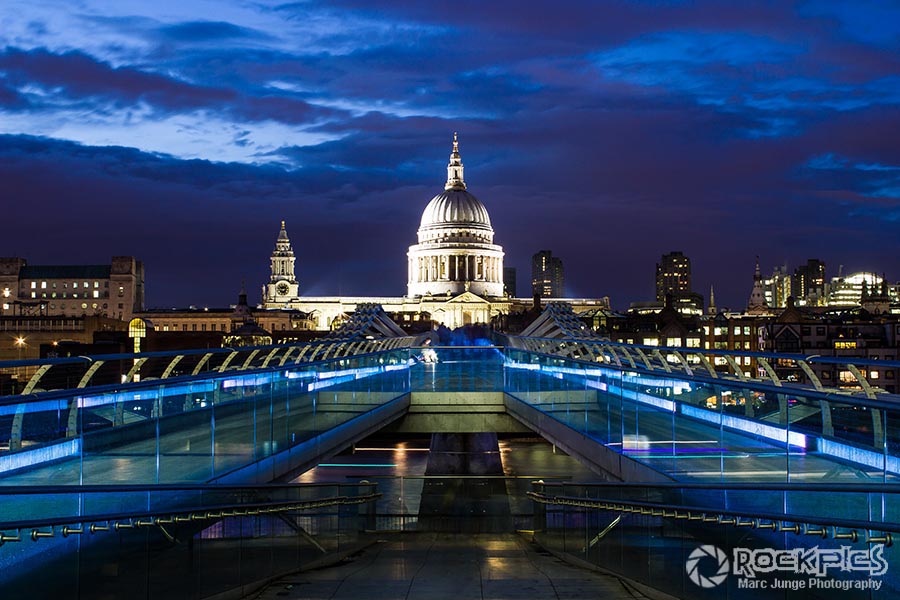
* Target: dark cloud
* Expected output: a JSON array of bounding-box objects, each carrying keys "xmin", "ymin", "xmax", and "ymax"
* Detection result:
[
  {"xmin": 1, "ymin": 1, "xmax": 899, "ymax": 310},
  {"xmin": 0, "ymin": 47, "xmax": 340, "ymax": 125},
  {"xmin": 158, "ymin": 20, "xmax": 271, "ymax": 42},
  {"xmin": 0, "ymin": 47, "xmax": 234, "ymax": 110}
]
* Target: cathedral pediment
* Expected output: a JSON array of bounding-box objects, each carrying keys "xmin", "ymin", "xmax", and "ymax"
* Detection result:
[{"xmin": 444, "ymin": 291, "xmax": 491, "ymax": 305}]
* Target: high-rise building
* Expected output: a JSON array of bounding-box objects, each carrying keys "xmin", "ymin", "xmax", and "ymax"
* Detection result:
[
  {"xmin": 503, "ymin": 267, "xmax": 517, "ymax": 297},
  {"xmin": 653, "ymin": 251, "xmax": 703, "ymax": 315},
  {"xmin": 762, "ymin": 264, "xmax": 792, "ymax": 309},
  {"xmin": 793, "ymin": 259, "xmax": 826, "ymax": 306},
  {"xmin": 532, "ymin": 251, "xmax": 564, "ymax": 298},
  {"xmin": 655, "ymin": 251, "xmax": 691, "ymax": 301}
]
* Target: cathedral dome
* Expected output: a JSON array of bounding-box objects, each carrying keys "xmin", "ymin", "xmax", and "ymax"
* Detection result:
[
  {"xmin": 419, "ymin": 189, "xmax": 492, "ymax": 230},
  {"xmin": 407, "ymin": 134, "xmax": 505, "ymax": 302}
]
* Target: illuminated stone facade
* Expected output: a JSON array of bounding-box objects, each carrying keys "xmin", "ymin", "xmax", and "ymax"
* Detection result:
[
  {"xmin": 0, "ymin": 256, "xmax": 144, "ymax": 321},
  {"xmin": 262, "ymin": 221, "xmax": 300, "ymax": 305}
]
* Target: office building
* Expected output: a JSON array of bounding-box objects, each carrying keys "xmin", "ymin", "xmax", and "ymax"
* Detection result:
[{"xmin": 532, "ymin": 250, "xmax": 564, "ymax": 298}]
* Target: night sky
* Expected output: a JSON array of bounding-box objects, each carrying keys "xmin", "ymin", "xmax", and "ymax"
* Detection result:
[{"xmin": 1, "ymin": 1, "xmax": 898, "ymax": 311}]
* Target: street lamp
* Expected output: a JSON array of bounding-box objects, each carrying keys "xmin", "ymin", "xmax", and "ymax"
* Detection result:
[{"xmin": 14, "ymin": 336, "xmax": 26, "ymax": 390}]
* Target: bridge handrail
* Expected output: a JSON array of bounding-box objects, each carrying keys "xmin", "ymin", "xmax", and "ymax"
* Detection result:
[
  {"xmin": 0, "ymin": 335, "xmax": 411, "ymax": 370},
  {"xmin": 0, "ymin": 345, "xmax": 412, "ymax": 407},
  {"xmin": 505, "ymin": 333, "xmax": 900, "ymax": 370}
]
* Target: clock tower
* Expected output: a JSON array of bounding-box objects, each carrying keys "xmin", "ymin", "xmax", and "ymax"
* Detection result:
[{"xmin": 263, "ymin": 220, "xmax": 299, "ymax": 304}]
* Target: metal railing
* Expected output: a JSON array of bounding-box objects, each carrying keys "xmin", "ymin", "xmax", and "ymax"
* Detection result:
[
  {"xmin": 0, "ymin": 335, "xmax": 416, "ymax": 397},
  {"xmin": 0, "ymin": 482, "xmax": 381, "ymax": 599},
  {"xmin": 530, "ymin": 481, "xmax": 900, "ymax": 598},
  {"xmin": 503, "ymin": 334, "xmax": 900, "ymax": 400}
]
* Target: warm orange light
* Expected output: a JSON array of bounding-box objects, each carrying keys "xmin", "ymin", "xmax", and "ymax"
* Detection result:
[{"xmin": 14, "ymin": 336, "xmax": 26, "ymax": 347}]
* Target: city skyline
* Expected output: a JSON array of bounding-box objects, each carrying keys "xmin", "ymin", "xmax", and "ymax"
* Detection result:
[{"xmin": 1, "ymin": 1, "xmax": 899, "ymax": 309}]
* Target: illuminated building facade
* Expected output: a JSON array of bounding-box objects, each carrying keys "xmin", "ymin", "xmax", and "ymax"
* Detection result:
[
  {"xmin": 262, "ymin": 221, "xmax": 299, "ymax": 305},
  {"xmin": 656, "ymin": 251, "xmax": 691, "ymax": 301},
  {"xmin": 792, "ymin": 259, "xmax": 826, "ymax": 306},
  {"xmin": 0, "ymin": 256, "xmax": 144, "ymax": 321},
  {"xmin": 827, "ymin": 272, "xmax": 897, "ymax": 308},
  {"xmin": 762, "ymin": 265, "xmax": 792, "ymax": 308}
]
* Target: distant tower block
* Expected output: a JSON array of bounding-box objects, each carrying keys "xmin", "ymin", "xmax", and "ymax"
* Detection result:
[{"xmin": 532, "ymin": 250, "xmax": 564, "ymax": 298}]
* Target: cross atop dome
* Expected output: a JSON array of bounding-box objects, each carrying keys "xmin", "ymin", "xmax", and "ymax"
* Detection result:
[{"xmin": 445, "ymin": 132, "xmax": 466, "ymax": 191}]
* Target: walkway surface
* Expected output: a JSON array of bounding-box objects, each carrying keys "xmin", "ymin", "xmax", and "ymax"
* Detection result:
[{"xmin": 252, "ymin": 533, "xmax": 645, "ymax": 600}]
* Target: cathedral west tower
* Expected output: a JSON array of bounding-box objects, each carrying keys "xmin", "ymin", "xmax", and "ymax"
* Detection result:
[{"xmin": 263, "ymin": 220, "xmax": 299, "ymax": 304}]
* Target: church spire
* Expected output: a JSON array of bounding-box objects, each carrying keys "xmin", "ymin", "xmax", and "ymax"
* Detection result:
[
  {"xmin": 747, "ymin": 256, "xmax": 768, "ymax": 315},
  {"xmin": 708, "ymin": 284, "xmax": 717, "ymax": 315},
  {"xmin": 445, "ymin": 132, "xmax": 466, "ymax": 191}
]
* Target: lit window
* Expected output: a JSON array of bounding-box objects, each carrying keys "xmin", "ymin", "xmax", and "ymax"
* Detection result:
[
  {"xmin": 743, "ymin": 326, "xmax": 751, "ymax": 335},
  {"xmin": 871, "ymin": 371, "xmax": 880, "ymax": 380},
  {"xmin": 714, "ymin": 357, "xmax": 727, "ymax": 365},
  {"xmin": 744, "ymin": 341, "xmax": 751, "ymax": 350},
  {"xmin": 835, "ymin": 341, "xmax": 858, "ymax": 349},
  {"xmin": 1, "ymin": 288, "xmax": 9, "ymax": 298},
  {"xmin": 41, "ymin": 281, "xmax": 47, "ymax": 289},
  {"xmin": 668, "ymin": 337, "xmax": 682, "ymax": 347},
  {"xmin": 83, "ymin": 281, "xmax": 88, "ymax": 288},
  {"xmin": 94, "ymin": 281, "xmax": 99, "ymax": 288},
  {"xmin": 703, "ymin": 326, "xmax": 709, "ymax": 335},
  {"xmin": 643, "ymin": 338, "xmax": 659, "ymax": 346},
  {"xmin": 714, "ymin": 327, "xmax": 726, "ymax": 336},
  {"xmin": 838, "ymin": 370, "xmax": 855, "ymax": 383},
  {"xmin": 31, "ymin": 282, "xmax": 36, "ymax": 289},
  {"xmin": 81, "ymin": 303, "xmax": 87, "ymax": 309},
  {"xmin": 93, "ymin": 291, "xmax": 99, "ymax": 298},
  {"xmin": 734, "ymin": 326, "xmax": 741, "ymax": 336},
  {"xmin": 31, "ymin": 292, "xmax": 36, "ymax": 298},
  {"xmin": 687, "ymin": 338, "xmax": 700, "ymax": 348}
]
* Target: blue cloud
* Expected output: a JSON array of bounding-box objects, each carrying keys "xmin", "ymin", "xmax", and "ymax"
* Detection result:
[{"xmin": 158, "ymin": 20, "xmax": 271, "ymax": 42}]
